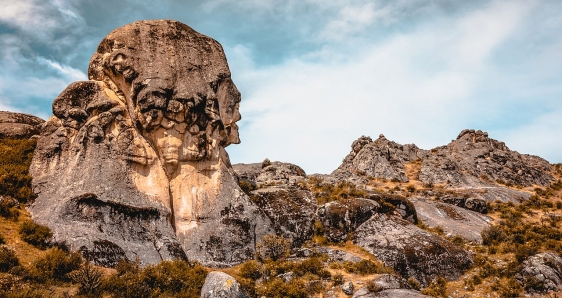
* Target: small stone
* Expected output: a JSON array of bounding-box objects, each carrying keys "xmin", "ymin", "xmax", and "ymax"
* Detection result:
[{"xmin": 341, "ymin": 281, "xmax": 354, "ymax": 295}]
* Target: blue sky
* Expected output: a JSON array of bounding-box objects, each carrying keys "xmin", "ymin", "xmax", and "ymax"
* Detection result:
[{"xmin": 1, "ymin": 0, "xmax": 561, "ymax": 174}]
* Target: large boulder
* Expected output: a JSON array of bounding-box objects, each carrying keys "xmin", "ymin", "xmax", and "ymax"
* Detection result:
[
  {"xmin": 352, "ymin": 288, "xmax": 430, "ymax": 298},
  {"xmin": 0, "ymin": 111, "xmax": 44, "ymax": 139},
  {"xmin": 317, "ymin": 198, "xmax": 379, "ymax": 243},
  {"xmin": 353, "ymin": 213, "xmax": 473, "ymax": 286},
  {"xmin": 250, "ymin": 185, "xmax": 316, "ymax": 247},
  {"xmin": 29, "ymin": 20, "xmax": 273, "ymax": 267},
  {"xmin": 411, "ymin": 198, "xmax": 491, "ymax": 243},
  {"xmin": 516, "ymin": 252, "xmax": 562, "ymax": 293},
  {"xmin": 233, "ymin": 160, "xmax": 307, "ymax": 186},
  {"xmin": 200, "ymin": 271, "xmax": 249, "ymax": 298}
]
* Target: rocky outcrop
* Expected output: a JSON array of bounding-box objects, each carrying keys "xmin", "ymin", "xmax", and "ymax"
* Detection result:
[
  {"xmin": 439, "ymin": 195, "xmax": 487, "ymax": 214},
  {"xmin": 353, "ymin": 213, "xmax": 473, "ymax": 287},
  {"xmin": 332, "ymin": 135, "xmax": 422, "ymax": 182},
  {"xmin": 0, "ymin": 111, "xmax": 44, "ymax": 139},
  {"xmin": 419, "ymin": 129, "xmax": 552, "ymax": 187},
  {"xmin": 200, "ymin": 271, "xmax": 250, "ymax": 298},
  {"xmin": 411, "ymin": 198, "xmax": 491, "ymax": 243},
  {"xmin": 333, "ymin": 130, "xmax": 552, "ymax": 189},
  {"xmin": 250, "ymin": 185, "xmax": 316, "ymax": 247},
  {"xmin": 516, "ymin": 252, "xmax": 562, "ymax": 293},
  {"xmin": 29, "ymin": 20, "xmax": 273, "ymax": 266},
  {"xmin": 317, "ymin": 198, "xmax": 379, "ymax": 243},
  {"xmin": 233, "ymin": 160, "xmax": 307, "ymax": 186}
]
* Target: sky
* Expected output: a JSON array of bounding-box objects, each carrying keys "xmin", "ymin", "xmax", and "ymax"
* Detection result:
[{"xmin": 0, "ymin": 0, "xmax": 561, "ymax": 174}]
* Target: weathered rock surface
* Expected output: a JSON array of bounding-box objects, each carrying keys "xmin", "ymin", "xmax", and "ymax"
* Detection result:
[
  {"xmin": 30, "ymin": 20, "xmax": 273, "ymax": 266},
  {"xmin": 439, "ymin": 195, "xmax": 488, "ymax": 214},
  {"xmin": 333, "ymin": 130, "xmax": 552, "ymax": 189},
  {"xmin": 516, "ymin": 252, "xmax": 562, "ymax": 293},
  {"xmin": 411, "ymin": 198, "xmax": 492, "ymax": 243},
  {"xmin": 353, "ymin": 213, "xmax": 473, "ymax": 286},
  {"xmin": 341, "ymin": 281, "xmax": 354, "ymax": 295},
  {"xmin": 0, "ymin": 111, "xmax": 44, "ymax": 139},
  {"xmin": 200, "ymin": 271, "xmax": 250, "ymax": 298},
  {"xmin": 352, "ymin": 288, "xmax": 430, "ymax": 298},
  {"xmin": 250, "ymin": 185, "xmax": 316, "ymax": 247},
  {"xmin": 233, "ymin": 160, "xmax": 307, "ymax": 186},
  {"xmin": 332, "ymin": 135, "xmax": 421, "ymax": 182},
  {"xmin": 317, "ymin": 198, "xmax": 380, "ymax": 243},
  {"xmin": 370, "ymin": 274, "xmax": 409, "ymax": 291},
  {"xmin": 419, "ymin": 129, "xmax": 552, "ymax": 187}
]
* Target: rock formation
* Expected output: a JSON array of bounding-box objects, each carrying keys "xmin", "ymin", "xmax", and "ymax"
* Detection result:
[
  {"xmin": 30, "ymin": 20, "xmax": 272, "ymax": 266},
  {"xmin": 353, "ymin": 213, "xmax": 473, "ymax": 286},
  {"xmin": 0, "ymin": 111, "xmax": 44, "ymax": 139}
]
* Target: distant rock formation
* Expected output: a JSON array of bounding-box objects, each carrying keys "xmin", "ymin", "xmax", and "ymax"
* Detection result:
[
  {"xmin": 0, "ymin": 111, "xmax": 44, "ymax": 139},
  {"xmin": 29, "ymin": 20, "xmax": 272, "ymax": 266},
  {"xmin": 332, "ymin": 130, "xmax": 552, "ymax": 203}
]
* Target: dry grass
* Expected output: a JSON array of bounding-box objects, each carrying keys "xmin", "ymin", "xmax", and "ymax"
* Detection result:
[{"xmin": 0, "ymin": 207, "xmax": 47, "ymax": 265}]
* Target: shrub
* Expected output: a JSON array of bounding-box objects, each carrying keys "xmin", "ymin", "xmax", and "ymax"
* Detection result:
[
  {"xmin": 239, "ymin": 260, "xmax": 263, "ymax": 280},
  {"xmin": 70, "ymin": 263, "xmax": 103, "ymax": 295},
  {"xmin": 239, "ymin": 179, "xmax": 256, "ymax": 196},
  {"xmin": 421, "ymin": 277, "xmax": 447, "ymax": 298},
  {"xmin": 102, "ymin": 259, "xmax": 207, "ymax": 298},
  {"xmin": 0, "ymin": 246, "xmax": 19, "ymax": 272},
  {"xmin": 255, "ymin": 235, "xmax": 291, "ymax": 262},
  {"xmin": 0, "ymin": 138, "xmax": 37, "ymax": 203},
  {"xmin": 366, "ymin": 280, "xmax": 382, "ymax": 292},
  {"xmin": 0, "ymin": 199, "xmax": 18, "ymax": 221},
  {"xmin": 255, "ymin": 278, "xmax": 308, "ymax": 298},
  {"xmin": 332, "ymin": 273, "xmax": 344, "ymax": 286},
  {"xmin": 292, "ymin": 257, "xmax": 330, "ymax": 279},
  {"xmin": 342, "ymin": 260, "xmax": 391, "ymax": 275},
  {"xmin": 407, "ymin": 276, "xmax": 421, "ymax": 290},
  {"xmin": 29, "ymin": 247, "xmax": 83, "ymax": 282},
  {"xmin": 18, "ymin": 220, "xmax": 52, "ymax": 249}
]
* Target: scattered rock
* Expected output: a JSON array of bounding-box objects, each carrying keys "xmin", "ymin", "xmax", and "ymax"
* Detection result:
[
  {"xmin": 440, "ymin": 195, "xmax": 488, "ymax": 214},
  {"xmin": 341, "ymin": 281, "xmax": 354, "ymax": 295},
  {"xmin": 353, "ymin": 213, "xmax": 473, "ymax": 286},
  {"xmin": 516, "ymin": 252, "xmax": 562, "ymax": 293},
  {"xmin": 370, "ymin": 274, "xmax": 409, "ymax": 291},
  {"xmin": 0, "ymin": 111, "xmax": 44, "ymax": 139},
  {"xmin": 278, "ymin": 271, "xmax": 295, "ymax": 283},
  {"xmin": 411, "ymin": 198, "xmax": 491, "ymax": 243},
  {"xmin": 200, "ymin": 271, "xmax": 250, "ymax": 298}
]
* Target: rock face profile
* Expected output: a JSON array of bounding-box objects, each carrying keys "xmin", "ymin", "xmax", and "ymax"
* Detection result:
[
  {"xmin": 0, "ymin": 111, "xmax": 44, "ymax": 139},
  {"xmin": 30, "ymin": 20, "xmax": 272, "ymax": 266}
]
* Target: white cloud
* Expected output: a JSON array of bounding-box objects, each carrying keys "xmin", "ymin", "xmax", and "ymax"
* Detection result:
[
  {"xmin": 227, "ymin": 0, "xmax": 538, "ymax": 174},
  {"xmin": 37, "ymin": 57, "xmax": 87, "ymax": 82}
]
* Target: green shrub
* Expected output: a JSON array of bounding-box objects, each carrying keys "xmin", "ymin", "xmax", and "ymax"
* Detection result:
[
  {"xmin": 255, "ymin": 235, "xmax": 291, "ymax": 262},
  {"xmin": 18, "ymin": 220, "xmax": 52, "ymax": 249},
  {"xmin": 29, "ymin": 247, "xmax": 83, "ymax": 283},
  {"xmin": 0, "ymin": 246, "xmax": 19, "ymax": 272}
]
